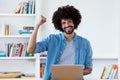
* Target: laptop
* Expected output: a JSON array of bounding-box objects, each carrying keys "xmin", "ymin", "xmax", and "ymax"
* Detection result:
[{"xmin": 52, "ymin": 65, "xmax": 83, "ymax": 80}]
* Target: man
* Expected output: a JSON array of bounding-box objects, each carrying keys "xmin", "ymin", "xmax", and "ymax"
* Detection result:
[{"xmin": 27, "ymin": 5, "xmax": 93, "ymax": 80}]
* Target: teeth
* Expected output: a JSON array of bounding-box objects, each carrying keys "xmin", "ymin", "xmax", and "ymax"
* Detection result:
[
  {"xmin": 66, "ymin": 27, "xmax": 71, "ymax": 32},
  {"xmin": 66, "ymin": 27, "xmax": 71, "ymax": 29}
]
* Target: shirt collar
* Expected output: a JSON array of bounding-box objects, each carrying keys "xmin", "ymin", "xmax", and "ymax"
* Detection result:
[{"xmin": 61, "ymin": 32, "xmax": 78, "ymax": 41}]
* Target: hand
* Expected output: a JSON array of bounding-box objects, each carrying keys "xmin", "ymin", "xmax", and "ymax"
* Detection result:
[{"xmin": 36, "ymin": 15, "xmax": 46, "ymax": 27}]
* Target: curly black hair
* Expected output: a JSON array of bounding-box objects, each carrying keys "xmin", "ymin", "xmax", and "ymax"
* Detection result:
[{"xmin": 52, "ymin": 5, "xmax": 82, "ymax": 32}]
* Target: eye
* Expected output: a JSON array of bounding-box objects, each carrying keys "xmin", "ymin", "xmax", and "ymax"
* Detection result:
[
  {"xmin": 68, "ymin": 20, "xmax": 73, "ymax": 23},
  {"xmin": 62, "ymin": 22, "xmax": 66, "ymax": 25},
  {"xmin": 61, "ymin": 20, "xmax": 66, "ymax": 25}
]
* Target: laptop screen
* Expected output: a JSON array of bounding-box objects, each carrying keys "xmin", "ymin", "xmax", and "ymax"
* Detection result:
[{"xmin": 52, "ymin": 65, "xmax": 83, "ymax": 80}]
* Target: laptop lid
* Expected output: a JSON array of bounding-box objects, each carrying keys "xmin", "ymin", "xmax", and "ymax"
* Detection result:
[{"xmin": 52, "ymin": 65, "xmax": 83, "ymax": 80}]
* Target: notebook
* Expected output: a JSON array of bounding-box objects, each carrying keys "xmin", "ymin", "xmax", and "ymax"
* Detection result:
[{"xmin": 52, "ymin": 65, "xmax": 83, "ymax": 80}]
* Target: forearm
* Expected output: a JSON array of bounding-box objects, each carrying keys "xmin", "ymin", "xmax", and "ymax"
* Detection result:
[
  {"xmin": 27, "ymin": 15, "xmax": 46, "ymax": 53},
  {"xmin": 27, "ymin": 25, "xmax": 40, "ymax": 53},
  {"xmin": 83, "ymin": 67, "xmax": 92, "ymax": 75}
]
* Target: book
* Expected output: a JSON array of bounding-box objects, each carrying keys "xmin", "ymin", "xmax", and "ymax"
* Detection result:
[
  {"xmin": 28, "ymin": 0, "xmax": 33, "ymax": 14},
  {"xmin": 23, "ymin": 2, "xmax": 28, "ymax": 14},
  {"xmin": 32, "ymin": 0, "xmax": 35, "ymax": 14},
  {"xmin": 9, "ymin": 43, "xmax": 14, "ymax": 57},
  {"xmin": 5, "ymin": 24, "xmax": 10, "ymax": 35},
  {"xmin": 105, "ymin": 65, "xmax": 113, "ymax": 79},
  {"xmin": 16, "ymin": 43, "xmax": 23, "ymax": 57},
  {"xmin": 20, "ymin": 1, "xmax": 24, "ymax": 14},
  {"xmin": 14, "ymin": 2, "xmax": 22, "ymax": 14},
  {"xmin": 0, "ymin": 53, "xmax": 6, "ymax": 57},
  {"xmin": 23, "ymin": 26, "xmax": 34, "ymax": 30},
  {"xmin": 101, "ymin": 66, "xmax": 107, "ymax": 79},
  {"xmin": 40, "ymin": 63, "xmax": 45, "ymax": 78},
  {"xmin": 109, "ymin": 64, "xmax": 118, "ymax": 79},
  {"xmin": 18, "ymin": 30, "xmax": 33, "ymax": 34}
]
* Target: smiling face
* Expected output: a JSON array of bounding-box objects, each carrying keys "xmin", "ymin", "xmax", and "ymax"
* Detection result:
[{"xmin": 61, "ymin": 19, "xmax": 75, "ymax": 34}]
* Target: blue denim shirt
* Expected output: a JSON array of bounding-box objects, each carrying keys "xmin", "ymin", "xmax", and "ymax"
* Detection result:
[{"xmin": 34, "ymin": 33, "xmax": 93, "ymax": 80}]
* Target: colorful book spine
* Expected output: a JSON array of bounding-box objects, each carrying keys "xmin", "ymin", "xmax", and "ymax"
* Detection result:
[
  {"xmin": 5, "ymin": 43, "xmax": 30, "ymax": 57},
  {"xmin": 0, "ymin": 53, "xmax": 6, "ymax": 57},
  {"xmin": 5, "ymin": 24, "xmax": 10, "ymax": 35},
  {"xmin": 14, "ymin": 0, "xmax": 35, "ymax": 14},
  {"xmin": 101, "ymin": 64, "xmax": 118, "ymax": 79}
]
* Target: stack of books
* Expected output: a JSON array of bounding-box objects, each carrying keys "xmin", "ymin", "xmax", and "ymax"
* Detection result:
[
  {"xmin": 18, "ymin": 26, "xmax": 34, "ymax": 35},
  {"xmin": 0, "ymin": 72, "xmax": 23, "ymax": 78},
  {"xmin": 0, "ymin": 52, "xmax": 6, "ymax": 57},
  {"xmin": 101, "ymin": 64, "xmax": 118, "ymax": 79},
  {"xmin": 0, "ymin": 72, "xmax": 35, "ymax": 79}
]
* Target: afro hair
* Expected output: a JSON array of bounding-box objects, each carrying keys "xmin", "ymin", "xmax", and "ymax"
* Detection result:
[{"xmin": 52, "ymin": 5, "xmax": 82, "ymax": 32}]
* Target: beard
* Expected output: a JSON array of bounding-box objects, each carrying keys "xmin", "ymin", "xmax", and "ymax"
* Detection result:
[{"xmin": 63, "ymin": 26, "xmax": 74, "ymax": 34}]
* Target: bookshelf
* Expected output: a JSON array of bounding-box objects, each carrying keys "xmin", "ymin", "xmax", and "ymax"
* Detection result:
[{"xmin": 0, "ymin": 0, "xmax": 40, "ymax": 79}]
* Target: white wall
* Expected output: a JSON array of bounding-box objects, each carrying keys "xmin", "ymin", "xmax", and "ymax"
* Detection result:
[{"xmin": 37, "ymin": 0, "xmax": 120, "ymax": 59}]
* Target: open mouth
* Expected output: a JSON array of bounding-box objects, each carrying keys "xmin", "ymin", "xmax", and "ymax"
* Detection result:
[{"xmin": 64, "ymin": 26, "xmax": 74, "ymax": 34}]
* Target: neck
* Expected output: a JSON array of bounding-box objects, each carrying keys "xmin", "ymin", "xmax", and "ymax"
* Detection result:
[{"xmin": 64, "ymin": 32, "xmax": 75, "ymax": 41}]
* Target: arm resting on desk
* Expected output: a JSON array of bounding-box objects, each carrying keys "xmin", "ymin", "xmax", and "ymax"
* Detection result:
[{"xmin": 83, "ymin": 67, "xmax": 92, "ymax": 75}]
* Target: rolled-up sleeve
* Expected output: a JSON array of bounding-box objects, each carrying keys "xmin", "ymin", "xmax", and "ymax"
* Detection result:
[
  {"xmin": 84, "ymin": 40, "xmax": 93, "ymax": 69},
  {"xmin": 34, "ymin": 37, "xmax": 49, "ymax": 53}
]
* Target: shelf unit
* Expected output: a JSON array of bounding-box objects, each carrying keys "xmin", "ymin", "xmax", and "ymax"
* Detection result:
[
  {"xmin": 0, "ymin": 0, "xmax": 40, "ymax": 79},
  {"xmin": 0, "ymin": 0, "xmax": 36, "ymax": 56}
]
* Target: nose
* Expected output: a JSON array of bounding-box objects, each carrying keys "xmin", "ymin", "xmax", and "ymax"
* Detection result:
[{"xmin": 65, "ymin": 22, "xmax": 70, "ymax": 27}]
